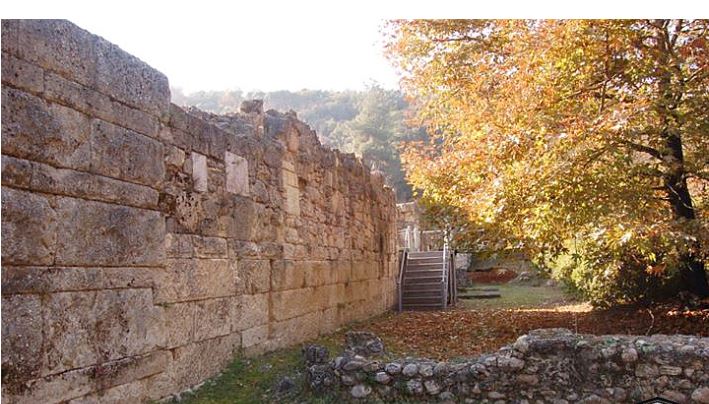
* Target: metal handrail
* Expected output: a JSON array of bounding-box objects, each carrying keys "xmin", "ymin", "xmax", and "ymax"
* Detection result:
[
  {"xmin": 441, "ymin": 242, "xmax": 449, "ymax": 309},
  {"xmin": 397, "ymin": 248, "xmax": 408, "ymax": 312}
]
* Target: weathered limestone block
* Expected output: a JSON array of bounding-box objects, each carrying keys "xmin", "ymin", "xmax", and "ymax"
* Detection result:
[
  {"xmin": 271, "ymin": 287, "xmax": 316, "ymax": 321},
  {"xmin": 11, "ymin": 20, "xmax": 97, "ymax": 87},
  {"xmin": 1, "ymin": 187, "xmax": 57, "ymax": 265},
  {"xmin": 94, "ymin": 36, "xmax": 170, "ymax": 119},
  {"xmin": 89, "ymin": 119, "xmax": 164, "ymax": 187},
  {"xmin": 6, "ymin": 351, "xmax": 169, "ymax": 404},
  {"xmin": 43, "ymin": 71, "xmax": 159, "ymax": 138},
  {"xmin": 237, "ymin": 259, "xmax": 271, "ymax": 294},
  {"xmin": 191, "ymin": 152, "xmax": 208, "ymax": 192},
  {"xmin": 44, "ymin": 289, "xmax": 165, "ymax": 375},
  {"xmin": 2, "ymin": 87, "xmax": 91, "ymax": 170},
  {"xmin": 165, "ymin": 233, "xmax": 193, "ymax": 258},
  {"xmin": 155, "ymin": 259, "xmax": 234, "ymax": 303},
  {"xmin": 55, "ymin": 197, "xmax": 165, "ymax": 266},
  {"xmin": 271, "ymin": 260, "xmax": 306, "ymax": 291},
  {"xmin": 20, "ymin": 157, "xmax": 159, "ymax": 209},
  {"xmin": 304, "ymin": 261, "xmax": 335, "ymax": 287},
  {"xmin": 270, "ymin": 311, "xmax": 320, "ymax": 348},
  {"xmin": 162, "ymin": 302, "xmax": 195, "ymax": 349},
  {"xmin": 2, "ymin": 266, "xmax": 160, "ymax": 295},
  {"xmin": 193, "ymin": 236, "xmax": 227, "ymax": 258},
  {"xmin": 233, "ymin": 293, "xmax": 269, "ymax": 332},
  {"xmin": 241, "ymin": 325, "xmax": 269, "ymax": 353},
  {"xmin": 225, "ymin": 151, "xmax": 249, "ymax": 195},
  {"xmin": 1, "ymin": 51, "xmax": 44, "ymax": 93},
  {"xmin": 2, "ymin": 294, "xmax": 44, "ymax": 384},
  {"xmin": 194, "ymin": 297, "xmax": 233, "ymax": 342},
  {"xmin": 159, "ymin": 334, "xmax": 239, "ymax": 393}
]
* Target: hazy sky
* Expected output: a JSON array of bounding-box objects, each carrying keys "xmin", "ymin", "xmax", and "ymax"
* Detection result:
[
  {"xmin": 68, "ymin": 10, "xmax": 399, "ymax": 93},
  {"xmin": 6, "ymin": 0, "xmax": 700, "ymax": 94}
]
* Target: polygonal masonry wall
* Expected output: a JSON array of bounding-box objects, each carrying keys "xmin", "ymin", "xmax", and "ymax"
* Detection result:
[
  {"xmin": 1, "ymin": 19, "xmax": 398, "ymax": 403},
  {"xmin": 306, "ymin": 329, "xmax": 709, "ymax": 404}
]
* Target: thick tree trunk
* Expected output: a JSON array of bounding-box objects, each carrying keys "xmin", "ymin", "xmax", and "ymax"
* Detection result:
[
  {"xmin": 655, "ymin": 22, "xmax": 709, "ymax": 298},
  {"xmin": 664, "ymin": 135, "xmax": 709, "ymax": 298}
]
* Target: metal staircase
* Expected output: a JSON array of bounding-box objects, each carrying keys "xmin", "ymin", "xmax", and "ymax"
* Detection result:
[{"xmin": 397, "ymin": 246, "xmax": 457, "ymax": 311}]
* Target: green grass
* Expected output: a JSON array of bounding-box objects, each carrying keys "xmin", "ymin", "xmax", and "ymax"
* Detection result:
[
  {"xmin": 459, "ymin": 283, "xmax": 570, "ymax": 309},
  {"xmin": 170, "ymin": 326, "xmax": 358, "ymax": 403},
  {"xmin": 172, "ymin": 284, "xmax": 573, "ymax": 403}
]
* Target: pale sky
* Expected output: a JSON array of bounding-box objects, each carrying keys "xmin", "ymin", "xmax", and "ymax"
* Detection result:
[
  {"xmin": 69, "ymin": 12, "xmax": 399, "ymax": 93},
  {"xmin": 4, "ymin": 0, "xmax": 702, "ymax": 95}
]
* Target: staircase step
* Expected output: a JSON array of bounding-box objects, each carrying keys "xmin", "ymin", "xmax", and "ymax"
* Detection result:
[
  {"xmin": 403, "ymin": 291, "xmax": 442, "ymax": 298},
  {"xmin": 404, "ymin": 277, "xmax": 444, "ymax": 283},
  {"xmin": 406, "ymin": 263, "xmax": 444, "ymax": 270},
  {"xmin": 401, "ymin": 303, "xmax": 445, "ymax": 310},
  {"xmin": 408, "ymin": 251, "xmax": 444, "ymax": 259},
  {"xmin": 404, "ymin": 269, "xmax": 443, "ymax": 277}
]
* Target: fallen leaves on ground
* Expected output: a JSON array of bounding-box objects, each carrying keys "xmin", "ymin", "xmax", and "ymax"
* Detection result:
[{"xmin": 351, "ymin": 303, "xmax": 709, "ymax": 360}]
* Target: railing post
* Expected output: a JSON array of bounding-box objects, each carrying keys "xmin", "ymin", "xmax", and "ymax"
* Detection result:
[{"xmin": 397, "ymin": 248, "xmax": 407, "ymax": 312}]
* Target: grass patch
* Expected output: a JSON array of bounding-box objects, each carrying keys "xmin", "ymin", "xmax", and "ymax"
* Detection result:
[{"xmin": 459, "ymin": 284, "xmax": 569, "ymax": 309}]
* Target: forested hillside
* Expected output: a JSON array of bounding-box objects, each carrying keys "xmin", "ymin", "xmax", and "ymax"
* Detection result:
[{"xmin": 172, "ymin": 86, "xmax": 425, "ymax": 201}]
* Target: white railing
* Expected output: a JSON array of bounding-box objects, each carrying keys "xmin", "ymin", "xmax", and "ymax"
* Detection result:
[{"xmin": 397, "ymin": 248, "xmax": 408, "ymax": 312}]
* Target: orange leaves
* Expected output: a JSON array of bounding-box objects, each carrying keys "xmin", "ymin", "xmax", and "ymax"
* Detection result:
[{"xmin": 353, "ymin": 304, "xmax": 708, "ymax": 360}]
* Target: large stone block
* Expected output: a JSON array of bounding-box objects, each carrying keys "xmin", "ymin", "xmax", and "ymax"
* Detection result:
[
  {"xmin": 304, "ymin": 261, "xmax": 335, "ymax": 287},
  {"xmin": 270, "ymin": 311, "xmax": 319, "ymax": 349},
  {"xmin": 193, "ymin": 236, "xmax": 227, "ymax": 259},
  {"xmin": 154, "ymin": 259, "xmax": 234, "ymax": 303},
  {"xmin": 193, "ymin": 297, "xmax": 232, "ymax": 341},
  {"xmin": 43, "ymin": 72, "xmax": 160, "ymax": 138},
  {"xmin": 6, "ymin": 351, "xmax": 168, "ymax": 404},
  {"xmin": 241, "ymin": 325, "xmax": 269, "ymax": 352},
  {"xmin": 2, "ymin": 87, "xmax": 91, "ymax": 170},
  {"xmin": 2, "ymin": 294, "xmax": 44, "ymax": 385},
  {"xmin": 191, "ymin": 152, "xmax": 207, "ymax": 192},
  {"xmin": 1, "ymin": 187, "xmax": 57, "ymax": 265},
  {"xmin": 233, "ymin": 293, "xmax": 269, "ymax": 331},
  {"xmin": 94, "ymin": 36, "xmax": 170, "ymax": 119},
  {"xmin": 162, "ymin": 334, "xmax": 239, "ymax": 392},
  {"xmin": 15, "ymin": 20, "xmax": 97, "ymax": 87},
  {"xmin": 237, "ymin": 259, "xmax": 271, "ymax": 294},
  {"xmin": 2, "ymin": 51, "xmax": 44, "ymax": 93},
  {"xmin": 27, "ymin": 158, "xmax": 159, "ymax": 209},
  {"xmin": 89, "ymin": 119, "xmax": 164, "ymax": 187},
  {"xmin": 44, "ymin": 289, "xmax": 165, "ymax": 375},
  {"xmin": 225, "ymin": 151, "xmax": 249, "ymax": 195},
  {"xmin": 271, "ymin": 260, "xmax": 306, "ymax": 291},
  {"xmin": 164, "ymin": 233, "xmax": 193, "ymax": 258},
  {"xmin": 162, "ymin": 302, "xmax": 194, "ymax": 349},
  {"xmin": 271, "ymin": 288, "xmax": 316, "ymax": 321},
  {"xmin": 55, "ymin": 197, "xmax": 165, "ymax": 266},
  {"xmin": 2, "ymin": 266, "xmax": 160, "ymax": 295}
]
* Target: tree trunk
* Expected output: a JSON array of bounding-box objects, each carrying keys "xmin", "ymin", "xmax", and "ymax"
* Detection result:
[
  {"xmin": 664, "ymin": 134, "xmax": 709, "ymax": 298},
  {"xmin": 656, "ymin": 21, "xmax": 709, "ymax": 298}
]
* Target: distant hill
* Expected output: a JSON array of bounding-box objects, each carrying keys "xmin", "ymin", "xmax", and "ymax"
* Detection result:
[{"xmin": 172, "ymin": 86, "xmax": 427, "ymax": 201}]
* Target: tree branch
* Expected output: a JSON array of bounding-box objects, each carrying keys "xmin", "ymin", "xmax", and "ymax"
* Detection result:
[{"xmin": 614, "ymin": 139, "xmax": 663, "ymax": 160}]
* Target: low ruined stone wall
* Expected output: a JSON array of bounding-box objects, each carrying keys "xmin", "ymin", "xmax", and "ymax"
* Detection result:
[
  {"xmin": 308, "ymin": 329, "xmax": 709, "ymax": 403},
  {"xmin": 1, "ymin": 20, "xmax": 398, "ymax": 403}
]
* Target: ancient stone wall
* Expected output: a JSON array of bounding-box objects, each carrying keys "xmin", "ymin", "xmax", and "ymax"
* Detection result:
[
  {"xmin": 1, "ymin": 20, "xmax": 398, "ymax": 403},
  {"xmin": 307, "ymin": 329, "xmax": 709, "ymax": 404}
]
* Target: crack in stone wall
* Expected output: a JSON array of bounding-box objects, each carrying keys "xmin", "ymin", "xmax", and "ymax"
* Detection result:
[{"xmin": 1, "ymin": 19, "xmax": 398, "ymax": 403}]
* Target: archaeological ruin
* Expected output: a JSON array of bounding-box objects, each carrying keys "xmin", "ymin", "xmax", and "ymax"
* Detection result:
[
  {"xmin": 3, "ymin": 19, "xmax": 709, "ymax": 404},
  {"xmin": 1, "ymin": 20, "xmax": 397, "ymax": 403}
]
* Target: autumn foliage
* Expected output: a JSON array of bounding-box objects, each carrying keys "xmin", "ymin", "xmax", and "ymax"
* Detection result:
[{"xmin": 385, "ymin": 20, "xmax": 709, "ymax": 305}]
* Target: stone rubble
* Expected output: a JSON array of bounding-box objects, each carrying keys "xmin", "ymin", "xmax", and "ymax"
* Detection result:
[{"xmin": 305, "ymin": 328, "xmax": 709, "ymax": 403}]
